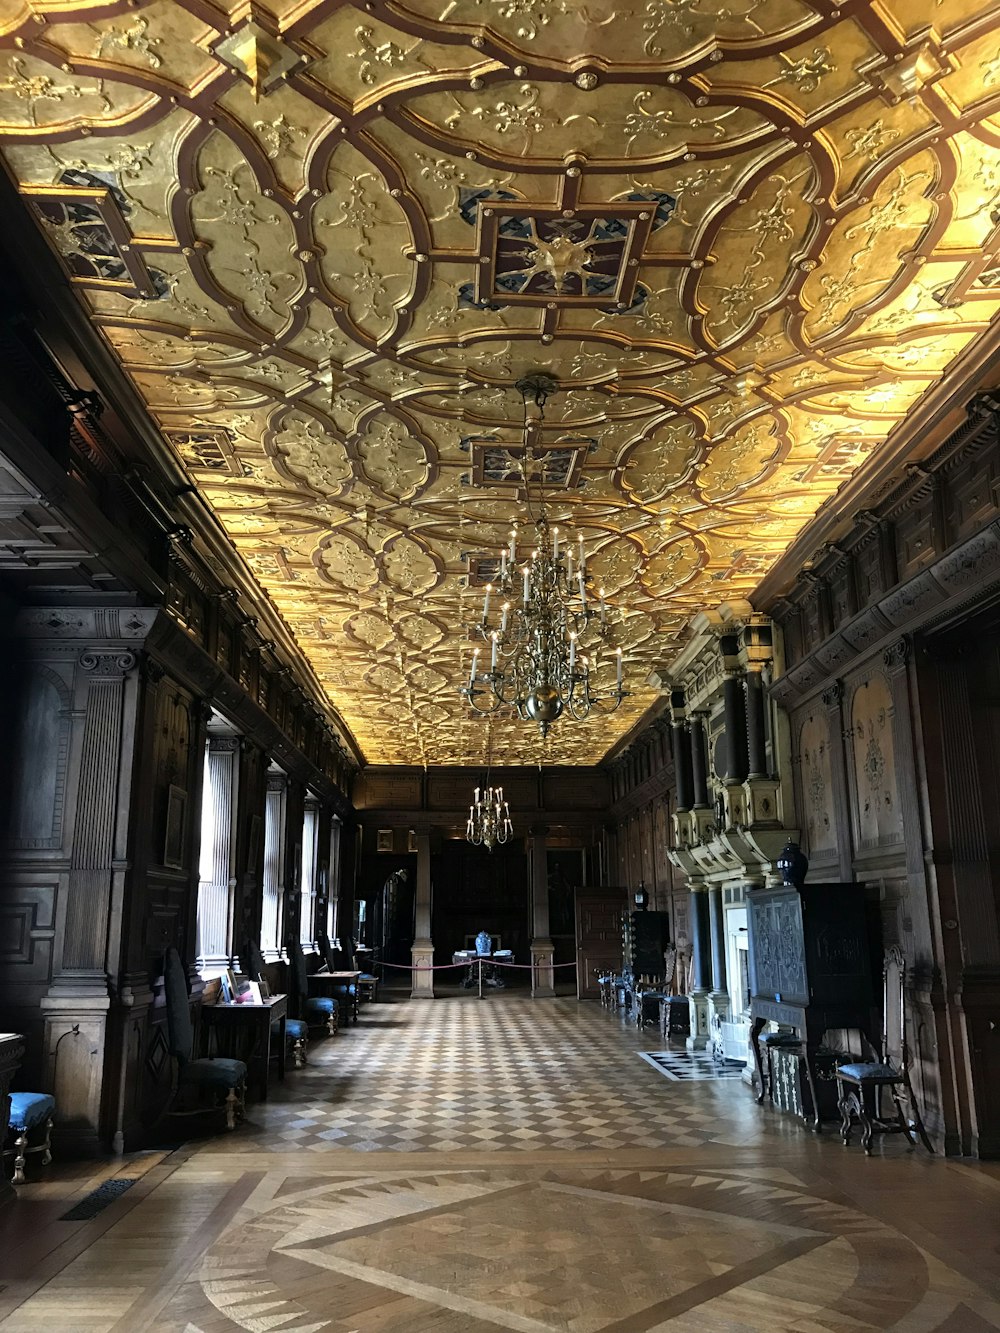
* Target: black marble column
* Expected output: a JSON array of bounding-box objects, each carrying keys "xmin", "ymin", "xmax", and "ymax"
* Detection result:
[
  {"xmin": 690, "ymin": 712, "xmax": 710, "ymax": 808},
  {"xmin": 689, "ymin": 887, "xmax": 711, "ymax": 992},
  {"xmin": 746, "ymin": 668, "xmax": 767, "ymax": 779},
  {"xmin": 671, "ymin": 720, "xmax": 694, "ymax": 812},
  {"xmin": 723, "ymin": 671, "xmax": 749, "ymax": 782},
  {"xmin": 708, "ymin": 886, "xmax": 727, "ymax": 994}
]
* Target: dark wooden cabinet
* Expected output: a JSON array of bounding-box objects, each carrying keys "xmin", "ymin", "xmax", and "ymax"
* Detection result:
[
  {"xmin": 623, "ymin": 910, "xmax": 671, "ymax": 984},
  {"xmin": 748, "ymin": 883, "xmax": 874, "ymax": 1129}
]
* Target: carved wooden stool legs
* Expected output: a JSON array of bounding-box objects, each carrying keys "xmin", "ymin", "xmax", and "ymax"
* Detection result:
[{"xmin": 12, "ymin": 1130, "xmax": 27, "ymax": 1185}]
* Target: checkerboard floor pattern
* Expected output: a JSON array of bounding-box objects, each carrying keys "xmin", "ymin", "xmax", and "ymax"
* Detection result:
[
  {"xmin": 638, "ymin": 1049, "xmax": 748, "ymax": 1081},
  {"xmin": 223, "ymin": 994, "xmax": 777, "ymax": 1154}
]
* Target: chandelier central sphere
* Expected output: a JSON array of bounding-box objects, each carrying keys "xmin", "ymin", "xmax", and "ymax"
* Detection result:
[{"xmin": 460, "ymin": 374, "xmax": 628, "ymax": 736}]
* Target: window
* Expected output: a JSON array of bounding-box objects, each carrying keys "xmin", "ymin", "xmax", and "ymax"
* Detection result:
[
  {"xmin": 299, "ymin": 799, "xmax": 319, "ymax": 948},
  {"xmin": 196, "ymin": 736, "xmax": 240, "ymax": 973},
  {"xmin": 261, "ymin": 771, "xmax": 286, "ymax": 959}
]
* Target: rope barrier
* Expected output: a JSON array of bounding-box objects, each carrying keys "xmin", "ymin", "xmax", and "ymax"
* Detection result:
[{"xmin": 374, "ymin": 958, "xmax": 579, "ymax": 971}]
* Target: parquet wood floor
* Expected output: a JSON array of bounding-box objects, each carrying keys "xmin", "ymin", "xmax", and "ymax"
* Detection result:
[{"xmin": 2, "ymin": 996, "xmax": 999, "ymax": 1331}]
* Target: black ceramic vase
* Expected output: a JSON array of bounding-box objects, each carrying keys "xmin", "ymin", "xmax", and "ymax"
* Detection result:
[{"xmin": 777, "ymin": 840, "xmax": 809, "ymax": 888}]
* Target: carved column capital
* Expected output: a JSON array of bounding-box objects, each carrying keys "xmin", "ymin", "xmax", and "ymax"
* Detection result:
[
  {"xmin": 193, "ymin": 698, "xmax": 214, "ymax": 726},
  {"xmin": 821, "ymin": 681, "xmax": 843, "ymax": 708},
  {"xmin": 883, "ymin": 638, "xmax": 910, "ymax": 673},
  {"xmin": 78, "ymin": 648, "xmax": 137, "ymax": 677},
  {"xmin": 141, "ymin": 654, "xmax": 166, "ymax": 684}
]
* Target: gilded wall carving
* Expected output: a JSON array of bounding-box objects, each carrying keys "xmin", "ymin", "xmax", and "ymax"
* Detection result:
[{"xmin": 2, "ymin": 0, "xmax": 1000, "ymax": 763}]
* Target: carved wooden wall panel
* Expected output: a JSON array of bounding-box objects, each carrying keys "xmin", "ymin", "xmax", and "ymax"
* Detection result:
[
  {"xmin": 794, "ymin": 708, "xmax": 837, "ymax": 859},
  {"xmin": 848, "ymin": 669, "xmax": 903, "ymax": 852},
  {"xmin": 3, "ymin": 1, "xmax": 1000, "ymax": 766},
  {"xmin": 653, "ymin": 800, "xmax": 672, "ymax": 895}
]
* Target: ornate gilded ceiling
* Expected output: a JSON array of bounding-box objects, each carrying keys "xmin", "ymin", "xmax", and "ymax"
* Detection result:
[{"xmin": 2, "ymin": 0, "xmax": 1000, "ymax": 765}]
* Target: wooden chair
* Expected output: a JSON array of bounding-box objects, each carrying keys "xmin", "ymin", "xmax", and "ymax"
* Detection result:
[
  {"xmin": 317, "ymin": 935, "xmax": 359, "ymax": 1023},
  {"xmin": 836, "ymin": 946, "xmax": 934, "ymax": 1156},
  {"xmin": 3, "ymin": 1093, "xmax": 54, "ymax": 1184},
  {"xmin": 288, "ymin": 937, "xmax": 339, "ymax": 1035},
  {"xmin": 163, "ymin": 948, "xmax": 246, "ymax": 1131},
  {"xmin": 633, "ymin": 946, "xmax": 678, "ymax": 1029},
  {"xmin": 240, "ymin": 939, "xmax": 309, "ymax": 1067},
  {"xmin": 349, "ymin": 942, "xmax": 380, "ymax": 1004}
]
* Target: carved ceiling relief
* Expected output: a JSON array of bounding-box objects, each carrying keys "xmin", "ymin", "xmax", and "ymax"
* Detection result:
[
  {"xmin": 3, "ymin": 0, "xmax": 1000, "ymax": 764},
  {"xmin": 849, "ymin": 672, "xmax": 903, "ymax": 849}
]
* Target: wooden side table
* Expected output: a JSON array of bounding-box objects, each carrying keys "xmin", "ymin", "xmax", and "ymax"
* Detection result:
[
  {"xmin": 310, "ymin": 971, "xmax": 361, "ymax": 1023},
  {"xmin": 201, "ymin": 995, "xmax": 287, "ymax": 1100}
]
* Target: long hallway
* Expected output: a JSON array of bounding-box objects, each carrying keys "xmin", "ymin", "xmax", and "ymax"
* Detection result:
[{"xmin": 2, "ymin": 996, "xmax": 999, "ymax": 1332}]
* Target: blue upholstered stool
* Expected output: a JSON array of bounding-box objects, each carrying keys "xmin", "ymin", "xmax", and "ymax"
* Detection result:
[
  {"xmin": 304, "ymin": 994, "xmax": 339, "ymax": 1035},
  {"xmin": 5, "ymin": 1092, "xmax": 55, "ymax": 1184},
  {"xmin": 357, "ymin": 972, "xmax": 379, "ymax": 1003},
  {"xmin": 284, "ymin": 1017, "xmax": 309, "ymax": 1067},
  {"xmin": 635, "ymin": 990, "xmax": 667, "ymax": 1029}
]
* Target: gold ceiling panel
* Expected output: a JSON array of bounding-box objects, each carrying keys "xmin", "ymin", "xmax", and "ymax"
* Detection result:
[{"xmin": 2, "ymin": 0, "xmax": 1000, "ymax": 766}]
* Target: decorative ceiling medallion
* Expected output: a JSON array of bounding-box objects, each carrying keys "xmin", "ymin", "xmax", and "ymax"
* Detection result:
[
  {"xmin": 164, "ymin": 429, "xmax": 245, "ymax": 477},
  {"xmin": 24, "ymin": 183, "xmax": 156, "ymax": 297},
  {"xmin": 464, "ymin": 435, "xmax": 590, "ymax": 490},
  {"xmin": 471, "ymin": 192, "xmax": 676, "ymax": 309}
]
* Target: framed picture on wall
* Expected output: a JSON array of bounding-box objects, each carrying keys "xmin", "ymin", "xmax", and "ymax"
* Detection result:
[
  {"xmin": 376, "ymin": 828, "xmax": 394, "ymax": 853},
  {"xmin": 163, "ymin": 785, "xmax": 187, "ymax": 870},
  {"xmin": 407, "ymin": 829, "xmax": 418, "ymax": 853}
]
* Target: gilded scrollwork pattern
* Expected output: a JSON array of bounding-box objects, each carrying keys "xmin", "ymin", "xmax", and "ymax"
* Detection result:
[{"xmin": 2, "ymin": 0, "xmax": 1000, "ymax": 764}]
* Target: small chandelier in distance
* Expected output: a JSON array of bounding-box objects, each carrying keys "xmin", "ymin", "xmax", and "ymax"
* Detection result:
[
  {"xmin": 466, "ymin": 782, "xmax": 513, "ymax": 851},
  {"xmin": 460, "ymin": 373, "xmax": 627, "ymax": 736}
]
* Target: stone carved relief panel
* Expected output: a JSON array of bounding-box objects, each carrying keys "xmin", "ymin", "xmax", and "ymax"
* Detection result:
[
  {"xmin": 795, "ymin": 710, "xmax": 837, "ymax": 858},
  {"xmin": 848, "ymin": 670, "xmax": 903, "ymax": 850}
]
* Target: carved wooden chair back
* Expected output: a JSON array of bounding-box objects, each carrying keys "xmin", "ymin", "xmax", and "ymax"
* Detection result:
[
  {"xmin": 882, "ymin": 945, "xmax": 908, "ymax": 1074},
  {"xmin": 239, "ymin": 939, "xmax": 267, "ymax": 982},
  {"xmin": 287, "ymin": 936, "xmax": 309, "ymax": 998},
  {"xmin": 163, "ymin": 947, "xmax": 194, "ymax": 1065},
  {"xmin": 663, "ymin": 946, "xmax": 678, "ymax": 996}
]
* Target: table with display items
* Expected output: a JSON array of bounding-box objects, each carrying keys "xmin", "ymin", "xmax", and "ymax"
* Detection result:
[
  {"xmin": 201, "ymin": 994, "xmax": 287, "ymax": 1099},
  {"xmin": 452, "ymin": 950, "xmax": 514, "ymax": 996},
  {"xmin": 311, "ymin": 970, "xmax": 362, "ymax": 1023}
]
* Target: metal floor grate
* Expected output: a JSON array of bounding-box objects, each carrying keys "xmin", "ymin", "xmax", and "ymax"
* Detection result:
[{"xmin": 59, "ymin": 1177, "xmax": 139, "ymax": 1221}]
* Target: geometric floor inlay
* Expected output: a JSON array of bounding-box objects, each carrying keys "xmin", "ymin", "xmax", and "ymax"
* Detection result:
[{"xmin": 172, "ymin": 1164, "xmax": 1000, "ymax": 1333}]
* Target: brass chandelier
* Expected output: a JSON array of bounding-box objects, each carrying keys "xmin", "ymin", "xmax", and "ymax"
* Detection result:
[
  {"xmin": 461, "ymin": 373, "xmax": 627, "ymax": 736},
  {"xmin": 465, "ymin": 780, "xmax": 513, "ymax": 851},
  {"xmin": 466, "ymin": 721, "xmax": 513, "ymax": 851}
]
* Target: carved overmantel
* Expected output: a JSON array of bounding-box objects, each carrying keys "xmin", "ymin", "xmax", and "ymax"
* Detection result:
[
  {"xmin": 658, "ymin": 602, "xmax": 798, "ymax": 892},
  {"xmin": 653, "ymin": 602, "xmax": 799, "ymax": 1060}
]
